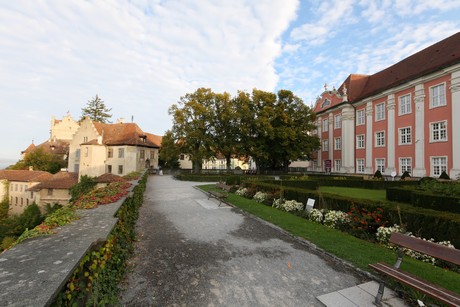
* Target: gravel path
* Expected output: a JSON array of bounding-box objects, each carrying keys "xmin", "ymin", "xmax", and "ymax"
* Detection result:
[{"xmin": 118, "ymin": 175, "xmax": 367, "ymax": 306}]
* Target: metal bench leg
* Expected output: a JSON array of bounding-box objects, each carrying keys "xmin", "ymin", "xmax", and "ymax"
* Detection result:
[{"xmin": 374, "ymin": 281, "xmax": 385, "ymax": 306}]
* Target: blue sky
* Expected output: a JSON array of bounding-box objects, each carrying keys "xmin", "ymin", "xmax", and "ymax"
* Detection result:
[{"xmin": 1, "ymin": 0, "xmax": 460, "ymax": 161}]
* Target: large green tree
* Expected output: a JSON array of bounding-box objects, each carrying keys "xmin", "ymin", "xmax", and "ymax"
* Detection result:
[
  {"xmin": 159, "ymin": 130, "xmax": 180, "ymax": 169},
  {"xmin": 81, "ymin": 94, "xmax": 112, "ymax": 123},
  {"xmin": 169, "ymin": 88, "xmax": 319, "ymax": 173},
  {"xmin": 9, "ymin": 148, "xmax": 66, "ymax": 174},
  {"xmin": 169, "ymin": 88, "xmax": 214, "ymax": 172}
]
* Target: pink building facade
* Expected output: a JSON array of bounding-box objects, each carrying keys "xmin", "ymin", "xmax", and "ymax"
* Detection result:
[{"xmin": 312, "ymin": 32, "xmax": 460, "ymax": 178}]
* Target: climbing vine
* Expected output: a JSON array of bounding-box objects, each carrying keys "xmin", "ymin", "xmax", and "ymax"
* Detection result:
[{"xmin": 53, "ymin": 173, "xmax": 147, "ymax": 306}]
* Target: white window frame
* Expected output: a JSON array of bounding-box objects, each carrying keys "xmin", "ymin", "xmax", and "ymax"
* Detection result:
[
  {"xmin": 323, "ymin": 119, "xmax": 329, "ymax": 132},
  {"xmin": 356, "ymin": 109, "xmax": 365, "ymax": 126},
  {"xmin": 375, "ymin": 131, "xmax": 385, "ymax": 147},
  {"xmin": 334, "ymin": 137, "xmax": 341, "ymax": 150},
  {"xmin": 356, "ymin": 135, "xmax": 365, "ymax": 149},
  {"xmin": 375, "ymin": 103, "xmax": 385, "ymax": 121},
  {"xmin": 400, "ymin": 157, "xmax": 412, "ymax": 175},
  {"xmin": 322, "ymin": 139, "xmax": 329, "ymax": 151},
  {"xmin": 118, "ymin": 148, "xmax": 125, "ymax": 158},
  {"xmin": 430, "ymin": 121, "xmax": 447, "ymax": 142},
  {"xmin": 376, "ymin": 158, "xmax": 385, "ymax": 173},
  {"xmin": 356, "ymin": 159, "xmax": 365, "ymax": 173},
  {"xmin": 431, "ymin": 156, "xmax": 447, "ymax": 177},
  {"xmin": 398, "ymin": 94, "xmax": 411, "ymax": 115},
  {"xmin": 399, "ymin": 127, "xmax": 412, "ymax": 145},
  {"xmin": 430, "ymin": 83, "xmax": 446, "ymax": 108},
  {"xmin": 334, "ymin": 114, "xmax": 342, "ymax": 129},
  {"xmin": 334, "ymin": 159, "xmax": 341, "ymax": 172}
]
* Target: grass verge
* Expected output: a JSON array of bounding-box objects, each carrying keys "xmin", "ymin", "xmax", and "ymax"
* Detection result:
[
  {"xmin": 319, "ymin": 186, "xmax": 387, "ymax": 202},
  {"xmin": 198, "ymin": 184, "xmax": 460, "ymax": 295}
]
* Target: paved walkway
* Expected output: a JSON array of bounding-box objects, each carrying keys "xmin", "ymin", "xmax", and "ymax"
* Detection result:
[{"xmin": 119, "ymin": 175, "xmax": 406, "ymax": 306}]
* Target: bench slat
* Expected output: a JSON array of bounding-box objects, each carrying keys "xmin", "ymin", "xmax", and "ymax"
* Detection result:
[
  {"xmin": 390, "ymin": 233, "xmax": 460, "ymax": 265},
  {"xmin": 369, "ymin": 262, "xmax": 460, "ymax": 306}
]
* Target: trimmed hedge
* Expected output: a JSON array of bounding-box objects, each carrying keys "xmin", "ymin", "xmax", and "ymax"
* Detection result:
[
  {"xmin": 387, "ymin": 187, "xmax": 460, "ymax": 214},
  {"xmin": 243, "ymin": 181, "xmax": 460, "ymax": 247}
]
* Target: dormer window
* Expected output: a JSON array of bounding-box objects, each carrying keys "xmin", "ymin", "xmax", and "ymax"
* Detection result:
[
  {"xmin": 140, "ymin": 135, "xmax": 147, "ymax": 143},
  {"xmin": 322, "ymin": 99, "xmax": 331, "ymax": 108}
]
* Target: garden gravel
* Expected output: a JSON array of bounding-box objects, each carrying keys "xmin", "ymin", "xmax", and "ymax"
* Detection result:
[{"xmin": 118, "ymin": 175, "xmax": 369, "ymax": 306}]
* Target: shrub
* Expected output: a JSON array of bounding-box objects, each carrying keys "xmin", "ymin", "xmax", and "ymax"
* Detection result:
[
  {"xmin": 70, "ymin": 175, "xmax": 97, "ymax": 201},
  {"xmin": 282, "ymin": 200, "xmax": 303, "ymax": 212},
  {"xmin": 373, "ymin": 170, "xmax": 383, "ymax": 180},
  {"xmin": 400, "ymin": 171, "xmax": 411, "ymax": 180},
  {"xmin": 376, "ymin": 224, "xmax": 403, "ymax": 247},
  {"xmin": 347, "ymin": 206, "xmax": 387, "ymax": 240},
  {"xmin": 439, "ymin": 171, "xmax": 450, "ymax": 180}
]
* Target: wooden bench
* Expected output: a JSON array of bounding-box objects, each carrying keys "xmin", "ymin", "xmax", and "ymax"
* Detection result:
[
  {"xmin": 216, "ymin": 182, "xmax": 232, "ymax": 192},
  {"xmin": 207, "ymin": 190, "xmax": 228, "ymax": 206},
  {"xmin": 369, "ymin": 232, "xmax": 460, "ymax": 306}
]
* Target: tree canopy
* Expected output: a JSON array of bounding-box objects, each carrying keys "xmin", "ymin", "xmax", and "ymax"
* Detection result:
[
  {"xmin": 168, "ymin": 88, "xmax": 319, "ymax": 172},
  {"xmin": 81, "ymin": 94, "xmax": 112, "ymax": 123},
  {"xmin": 159, "ymin": 130, "xmax": 180, "ymax": 169},
  {"xmin": 9, "ymin": 147, "xmax": 67, "ymax": 174}
]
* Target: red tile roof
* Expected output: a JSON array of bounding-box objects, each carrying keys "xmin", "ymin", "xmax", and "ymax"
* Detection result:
[
  {"xmin": 0, "ymin": 170, "xmax": 52, "ymax": 182},
  {"xmin": 22, "ymin": 139, "xmax": 69, "ymax": 156},
  {"xmin": 28, "ymin": 171, "xmax": 78, "ymax": 190},
  {"xmin": 351, "ymin": 32, "xmax": 460, "ymax": 102},
  {"xmin": 146, "ymin": 133, "xmax": 162, "ymax": 147},
  {"xmin": 89, "ymin": 122, "xmax": 160, "ymax": 148}
]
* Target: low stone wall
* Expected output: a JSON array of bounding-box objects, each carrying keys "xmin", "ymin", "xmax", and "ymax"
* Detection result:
[{"xmin": 0, "ymin": 180, "xmax": 139, "ymax": 307}]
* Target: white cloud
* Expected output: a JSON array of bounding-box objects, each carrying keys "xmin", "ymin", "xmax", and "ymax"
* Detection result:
[{"xmin": 0, "ymin": 0, "xmax": 298, "ymax": 159}]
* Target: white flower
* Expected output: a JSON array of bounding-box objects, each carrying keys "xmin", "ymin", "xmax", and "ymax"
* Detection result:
[
  {"xmin": 309, "ymin": 209, "xmax": 324, "ymax": 223},
  {"xmin": 236, "ymin": 187, "xmax": 248, "ymax": 197},
  {"xmin": 253, "ymin": 191, "xmax": 268, "ymax": 203},
  {"xmin": 323, "ymin": 210, "xmax": 350, "ymax": 229}
]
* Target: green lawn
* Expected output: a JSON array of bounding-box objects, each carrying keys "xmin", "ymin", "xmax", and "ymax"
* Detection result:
[
  {"xmin": 319, "ymin": 186, "xmax": 387, "ymax": 201},
  {"xmin": 198, "ymin": 184, "xmax": 460, "ymax": 296}
]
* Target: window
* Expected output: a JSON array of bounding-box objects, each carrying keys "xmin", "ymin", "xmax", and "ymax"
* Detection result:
[
  {"xmin": 375, "ymin": 131, "xmax": 385, "ymax": 147},
  {"xmin": 323, "ymin": 119, "xmax": 329, "ymax": 132},
  {"xmin": 356, "ymin": 135, "xmax": 365, "ymax": 149},
  {"xmin": 108, "ymin": 148, "xmax": 113, "ymax": 158},
  {"xmin": 26, "ymin": 199, "xmax": 29, "ymax": 205},
  {"xmin": 376, "ymin": 158, "xmax": 385, "ymax": 173},
  {"xmin": 180, "ymin": 154, "xmax": 185, "ymax": 160},
  {"xmin": 334, "ymin": 160, "xmax": 341, "ymax": 172},
  {"xmin": 118, "ymin": 165, "xmax": 123, "ymax": 175},
  {"xmin": 356, "ymin": 109, "xmax": 365, "ymax": 125},
  {"xmin": 334, "ymin": 137, "xmax": 341, "ymax": 150},
  {"xmin": 140, "ymin": 150, "xmax": 145, "ymax": 159},
  {"xmin": 15, "ymin": 184, "xmax": 18, "ymax": 191},
  {"xmin": 84, "ymin": 147, "xmax": 89, "ymax": 157},
  {"xmin": 107, "ymin": 165, "xmax": 112, "ymax": 173},
  {"xmin": 430, "ymin": 83, "xmax": 446, "ymax": 108},
  {"xmin": 150, "ymin": 151, "xmax": 155, "ymax": 160},
  {"xmin": 375, "ymin": 103, "xmax": 385, "ymax": 121},
  {"xmin": 47, "ymin": 189, "xmax": 53, "ymax": 196},
  {"xmin": 399, "ymin": 127, "xmax": 412, "ymax": 145},
  {"xmin": 431, "ymin": 121, "xmax": 447, "ymax": 142},
  {"xmin": 400, "ymin": 158, "xmax": 412, "ymax": 175},
  {"xmin": 431, "ymin": 157, "xmax": 447, "ymax": 176},
  {"xmin": 74, "ymin": 164, "xmax": 79, "ymax": 173},
  {"xmin": 322, "ymin": 139, "xmax": 329, "ymax": 151},
  {"xmin": 83, "ymin": 136, "xmax": 88, "ymax": 142},
  {"xmin": 15, "ymin": 197, "xmax": 18, "ymax": 204},
  {"xmin": 75, "ymin": 149, "xmax": 80, "ymax": 159},
  {"xmin": 399, "ymin": 94, "xmax": 411, "ymax": 115},
  {"xmin": 334, "ymin": 114, "xmax": 342, "ymax": 129},
  {"xmin": 356, "ymin": 159, "xmax": 365, "ymax": 173},
  {"xmin": 118, "ymin": 148, "xmax": 124, "ymax": 158}
]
